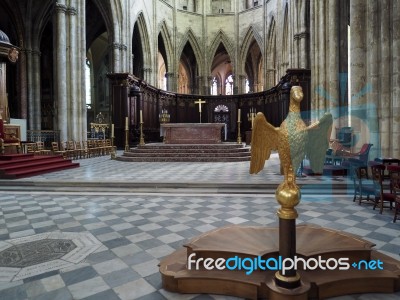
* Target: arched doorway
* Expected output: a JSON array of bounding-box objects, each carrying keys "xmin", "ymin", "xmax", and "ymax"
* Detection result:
[{"xmin": 214, "ymin": 104, "xmax": 229, "ymax": 141}]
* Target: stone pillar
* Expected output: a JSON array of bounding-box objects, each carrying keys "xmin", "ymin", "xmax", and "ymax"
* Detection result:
[
  {"xmin": 0, "ymin": 62, "xmax": 6, "ymax": 120},
  {"xmin": 317, "ymin": 0, "xmax": 326, "ymax": 116},
  {"xmin": 350, "ymin": 0, "xmax": 367, "ymax": 146},
  {"xmin": 392, "ymin": 0, "xmax": 400, "ymax": 157},
  {"xmin": 79, "ymin": 0, "xmax": 87, "ymax": 141},
  {"xmin": 327, "ymin": 0, "xmax": 339, "ymax": 141},
  {"xmin": 55, "ymin": 2, "xmax": 68, "ymax": 142},
  {"xmin": 297, "ymin": 0, "xmax": 309, "ymax": 68},
  {"xmin": 68, "ymin": 4, "xmax": 78, "ymax": 140},
  {"xmin": 25, "ymin": 49, "xmax": 34, "ymax": 129},
  {"xmin": 166, "ymin": 72, "xmax": 176, "ymax": 91},
  {"xmin": 121, "ymin": 44, "xmax": 127, "ymax": 73},
  {"xmin": 380, "ymin": 0, "xmax": 390, "ymax": 157},
  {"xmin": 206, "ymin": 76, "xmax": 212, "ymax": 95},
  {"xmin": 112, "ymin": 43, "xmax": 120, "ymax": 73},
  {"xmin": 366, "ymin": 0, "xmax": 380, "ymax": 158},
  {"xmin": 19, "ymin": 50, "xmax": 28, "ymax": 119},
  {"xmin": 266, "ymin": 69, "xmax": 275, "ymax": 89},
  {"xmin": 32, "ymin": 50, "xmax": 41, "ymax": 130}
]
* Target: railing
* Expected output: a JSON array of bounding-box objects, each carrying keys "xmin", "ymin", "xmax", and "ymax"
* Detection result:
[{"xmin": 27, "ymin": 130, "xmax": 60, "ymax": 148}]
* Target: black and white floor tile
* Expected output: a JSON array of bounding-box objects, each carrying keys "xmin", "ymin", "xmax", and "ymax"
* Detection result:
[{"xmin": 0, "ymin": 153, "xmax": 398, "ymax": 300}]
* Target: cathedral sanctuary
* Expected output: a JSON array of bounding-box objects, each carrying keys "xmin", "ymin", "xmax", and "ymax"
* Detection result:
[{"xmin": 0, "ymin": 0, "xmax": 399, "ymax": 299}]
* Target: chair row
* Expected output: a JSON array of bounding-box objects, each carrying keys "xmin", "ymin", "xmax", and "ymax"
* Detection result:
[
  {"xmin": 25, "ymin": 141, "xmax": 52, "ymax": 155},
  {"xmin": 351, "ymin": 161, "xmax": 400, "ymax": 223},
  {"xmin": 51, "ymin": 140, "xmax": 115, "ymax": 159}
]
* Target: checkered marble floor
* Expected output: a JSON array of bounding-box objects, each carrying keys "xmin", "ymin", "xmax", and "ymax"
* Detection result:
[{"xmin": 0, "ymin": 154, "xmax": 399, "ymax": 299}]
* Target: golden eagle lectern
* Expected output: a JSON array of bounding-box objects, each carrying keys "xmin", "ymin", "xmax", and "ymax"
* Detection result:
[
  {"xmin": 250, "ymin": 85, "xmax": 332, "ymax": 291},
  {"xmin": 250, "ymin": 85, "xmax": 333, "ymax": 211}
]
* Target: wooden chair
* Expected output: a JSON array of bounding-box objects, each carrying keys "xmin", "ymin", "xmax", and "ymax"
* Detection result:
[
  {"xmin": 389, "ymin": 172, "xmax": 400, "ymax": 222},
  {"xmin": 0, "ymin": 119, "xmax": 21, "ymax": 154},
  {"xmin": 86, "ymin": 140, "xmax": 96, "ymax": 157},
  {"xmin": 36, "ymin": 141, "xmax": 52, "ymax": 155},
  {"xmin": 351, "ymin": 161, "xmax": 375, "ymax": 205},
  {"xmin": 393, "ymin": 187, "xmax": 400, "ymax": 223},
  {"xmin": 74, "ymin": 141, "xmax": 86, "ymax": 159},
  {"xmin": 371, "ymin": 164, "xmax": 396, "ymax": 214},
  {"xmin": 51, "ymin": 142, "xmax": 67, "ymax": 158},
  {"xmin": 387, "ymin": 165, "xmax": 400, "ymax": 193},
  {"xmin": 25, "ymin": 142, "xmax": 38, "ymax": 154},
  {"xmin": 65, "ymin": 141, "xmax": 77, "ymax": 159}
]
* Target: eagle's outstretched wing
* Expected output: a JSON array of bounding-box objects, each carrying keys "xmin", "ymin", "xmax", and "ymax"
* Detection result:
[
  {"xmin": 306, "ymin": 113, "xmax": 333, "ymax": 173},
  {"xmin": 250, "ymin": 112, "xmax": 279, "ymax": 174}
]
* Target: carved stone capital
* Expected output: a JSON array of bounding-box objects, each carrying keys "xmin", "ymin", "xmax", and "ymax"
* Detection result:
[
  {"xmin": 67, "ymin": 7, "xmax": 77, "ymax": 15},
  {"xmin": 55, "ymin": 3, "xmax": 67, "ymax": 14},
  {"xmin": 294, "ymin": 31, "xmax": 308, "ymax": 40}
]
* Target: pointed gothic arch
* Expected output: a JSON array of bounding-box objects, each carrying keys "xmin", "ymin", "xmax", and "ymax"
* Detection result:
[
  {"xmin": 132, "ymin": 12, "xmax": 152, "ymax": 80},
  {"xmin": 239, "ymin": 26, "xmax": 264, "ymax": 92},
  {"xmin": 208, "ymin": 30, "xmax": 235, "ymax": 72},
  {"xmin": 177, "ymin": 29, "xmax": 203, "ymax": 73},
  {"xmin": 239, "ymin": 26, "xmax": 264, "ymax": 66},
  {"xmin": 158, "ymin": 20, "xmax": 174, "ymax": 73},
  {"xmin": 280, "ymin": 4, "xmax": 289, "ymax": 76},
  {"xmin": 90, "ymin": 0, "xmax": 114, "ymax": 44},
  {"xmin": 266, "ymin": 17, "xmax": 277, "ymax": 89}
]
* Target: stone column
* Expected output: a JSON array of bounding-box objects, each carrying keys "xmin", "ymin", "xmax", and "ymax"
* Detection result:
[
  {"xmin": 112, "ymin": 42, "xmax": 120, "ymax": 73},
  {"xmin": 55, "ymin": 2, "xmax": 68, "ymax": 142},
  {"xmin": 366, "ymin": 0, "xmax": 380, "ymax": 158},
  {"xmin": 294, "ymin": 0, "xmax": 309, "ymax": 68},
  {"xmin": 0, "ymin": 62, "xmax": 6, "ymax": 120},
  {"xmin": 392, "ymin": 0, "xmax": 400, "ymax": 157},
  {"xmin": 326, "ymin": 0, "xmax": 339, "ymax": 141},
  {"xmin": 32, "ymin": 50, "xmax": 41, "ymax": 130},
  {"xmin": 79, "ymin": 0, "xmax": 87, "ymax": 141},
  {"xmin": 166, "ymin": 72, "xmax": 176, "ymax": 92},
  {"xmin": 19, "ymin": 50, "xmax": 28, "ymax": 119},
  {"xmin": 26, "ymin": 49, "xmax": 34, "ymax": 129},
  {"xmin": 68, "ymin": 4, "xmax": 78, "ymax": 140},
  {"xmin": 206, "ymin": 76, "xmax": 212, "ymax": 95},
  {"xmin": 380, "ymin": 0, "xmax": 390, "ymax": 157},
  {"xmin": 266, "ymin": 69, "xmax": 275, "ymax": 90},
  {"xmin": 317, "ymin": 0, "xmax": 326, "ymax": 116},
  {"xmin": 350, "ymin": 0, "xmax": 367, "ymax": 145}
]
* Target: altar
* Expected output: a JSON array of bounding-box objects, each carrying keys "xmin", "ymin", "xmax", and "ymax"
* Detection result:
[{"xmin": 160, "ymin": 123, "xmax": 225, "ymax": 144}]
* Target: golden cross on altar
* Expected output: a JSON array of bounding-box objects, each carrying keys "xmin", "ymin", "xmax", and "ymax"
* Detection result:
[{"xmin": 194, "ymin": 99, "xmax": 206, "ymax": 123}]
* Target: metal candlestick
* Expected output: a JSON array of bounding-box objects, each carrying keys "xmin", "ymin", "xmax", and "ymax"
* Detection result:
[
  {"xmin": 139, "ymin": 122, "xmax": 145, "ymax": 146},
  {"xmin": 110, "ymin": 136, "xmax": 116, "ymax": 159},
  {"xmin": 237, "ymin": 120, "xmax": 242, "ymax": 144},
  {"xmin": 124, "ymin": 128, "xmax": 129, "ymax": 151}
]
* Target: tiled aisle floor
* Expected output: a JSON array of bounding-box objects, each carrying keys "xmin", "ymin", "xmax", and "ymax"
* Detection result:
[{"xmin": 0, "ymin": 153, "xmax": 399, "ymax": 300}]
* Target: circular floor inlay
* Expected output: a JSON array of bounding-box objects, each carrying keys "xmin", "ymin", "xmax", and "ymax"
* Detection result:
[
  {"xmin": 0, "ymin": 239, "xmax": 77, "ymax": 268},
  {"xmin": 0, "ymin": 232, "xmax": 102, "ymax": 282}
]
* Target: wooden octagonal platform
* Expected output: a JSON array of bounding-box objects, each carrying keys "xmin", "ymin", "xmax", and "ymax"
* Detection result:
[{"xmin": 159, "ymin": 224, "xmax": 400, "ymax": 299}]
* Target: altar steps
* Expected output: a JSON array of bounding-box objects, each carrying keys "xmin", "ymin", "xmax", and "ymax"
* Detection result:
[
  {"xmin": 117, "ymin": 143, "xmax": 251, "ymax": 162},
  {"xmin": 0, "ymin": 154, "xmax": 80, "ymax": 179}
]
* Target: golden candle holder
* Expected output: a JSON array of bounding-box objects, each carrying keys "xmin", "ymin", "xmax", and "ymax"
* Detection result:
[
  {"xmin": 159, "ymin": 109, "xmax": 170, "ymax": 124},
  {"xmin": 139, "ymin": 122, "xmax": 145, "ymax": 146},
  {"xmin": 237, "ymin": 120, "xmax": 242, "ymax": 144},
  {"xmin": 247, "ymin": 108, "xmax": 257, "ymax": 129},
  {"xmin": 124, "ymin": 128, "xmax": 129, "ymax": 151},
  {"xmin": 110, "ymin": 137, "xmax": 116, "ymax": 159}
]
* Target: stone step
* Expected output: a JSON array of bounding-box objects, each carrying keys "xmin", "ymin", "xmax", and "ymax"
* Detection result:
[
  {"xmin": 116, "ymin": 156, "xmax": 251, "ymax": 162},
  {"xmin": 128, "ymin": 147, "xmax": 250, "ymax": 153},
  {"xmin": 122, "ymin": 151, "xmax": 251, "ymax": 158},
  {"xmin": 119, "ymin": 142, "xmax": 251, "ymax": 162},
  {"xmin": 136, "ymin": 142, "xmax": 246, "ymax": 150}
]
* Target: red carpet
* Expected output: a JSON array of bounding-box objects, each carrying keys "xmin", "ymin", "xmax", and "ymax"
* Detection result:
[{"xmin": 0, "ymin": 154, "xmax": 80, "ymax": 179}]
